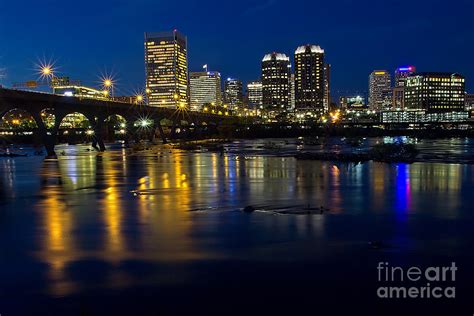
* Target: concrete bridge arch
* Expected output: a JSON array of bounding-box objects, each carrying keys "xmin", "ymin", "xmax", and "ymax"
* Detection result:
[{"xmin": 0, "ymin": 88, "xmax": 248, "ymax": 157}]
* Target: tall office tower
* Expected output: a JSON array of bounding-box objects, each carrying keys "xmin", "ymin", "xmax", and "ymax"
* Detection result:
[
  {"xmin": 289, "ymin": 73, "xmax": 295, "ymax": 110},
  {"xmin": 323, "ymin": 63, "xmax": 331, "ymax": 112},
  {"xmin": 465, "ymin": 93, "xmax": 474, "ymax": 111},
  {"xmin": 392, "ymin": 86, "xmax": 405, "ymax": 110},
  {"xmin": 189, "ymin": 71, "xmax": 222, "ymax": 111},
  {"xmin": 395, "ymin": 66, "xmax": 416, "ymax": 87},
  {"xmin": 404, "ymin": 72, "xmax": 465, "ymax": 112},
  {"xmin": 261, "ymin": 52, "xmax": 290, "ymax": 111},
  {"xmin": 247, "ymin": 81, "xmax": 263, "ymax": 109},
  {"xmin": 224, "ymin": 78, "xmax": 243, "ymax": 110},
  {"xmin": 369, "ymin": 70, "xmax": 392, "ymax": 111},
  {"xmin": 145, "ymin": 30, "xmax": 189, "ymax": 108},
  {"xmin": 294, "ymin": 45, "xmax": 325, "ymax": 115},
  {"xmin": 392, "ymin": 66, "xmax": 416, "ymax": 110}
]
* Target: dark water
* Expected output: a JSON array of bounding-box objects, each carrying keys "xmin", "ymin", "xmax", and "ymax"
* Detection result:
[{"xmin": 1, "ymin": 138, "xmax": 473, "ymax": 315}]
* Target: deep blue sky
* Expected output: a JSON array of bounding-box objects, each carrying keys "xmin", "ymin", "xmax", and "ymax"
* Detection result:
[{"xmin": 1, "ymin": 0, "xmax": 473, "ymax": 97}]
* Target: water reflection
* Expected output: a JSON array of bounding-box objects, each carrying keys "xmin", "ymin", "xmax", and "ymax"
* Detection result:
[
  {"xmin": 395, "ymin": 164, "xmax": 411, "ymax": 220},
  {"xmin": 37, "ymin": 161, "xmax": 78, "ymax": 296},
  {"xmin": 410, "ymin": 163, "xmax": 462, "ymax": 192},
  {"xmin": 101, "ymin": 155, "xmax": 125, "ymax": 257},
  {"xmin": 0, "ymin": 159, "xmax": 16, "ymax": 200},
  {"xmin": 0, "ymin": 143, "xmax": 473, "ymax": 299},
  {"xmin": 371, "ymin": 163, "xmax": 388, "ymax": 211}
]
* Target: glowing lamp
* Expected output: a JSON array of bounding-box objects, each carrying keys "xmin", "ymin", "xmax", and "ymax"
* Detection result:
[{"xmin": 42, "ymin": 67, "xmax": 52, "ymax": 75}]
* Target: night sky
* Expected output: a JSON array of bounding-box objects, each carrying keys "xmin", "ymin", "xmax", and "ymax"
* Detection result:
[{"xmin": 1, "ymin": 0, "xmax": 473, "ymax": 97}]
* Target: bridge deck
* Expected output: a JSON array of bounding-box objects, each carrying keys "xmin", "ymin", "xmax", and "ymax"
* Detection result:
[{"xmin": 0, "ymin": 88, "xmax": 237, "ymax": 122}]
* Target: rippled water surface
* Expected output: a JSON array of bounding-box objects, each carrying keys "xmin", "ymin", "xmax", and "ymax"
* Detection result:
[{"xmin": 1, "ymin": 138, "xmax": 473, "ymax": 315}]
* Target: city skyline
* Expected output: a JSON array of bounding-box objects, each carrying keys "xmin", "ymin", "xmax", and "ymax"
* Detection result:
[
  {"xmin": 2, "ymin": 2, "xmax": 474, "ymax": 315},
  {"xmin": 0, "ymin": 0, "xmax": 473, "ymax": 96}
]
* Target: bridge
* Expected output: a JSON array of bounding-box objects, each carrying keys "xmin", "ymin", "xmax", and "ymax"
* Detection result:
[{"xmin": 0, "ymin": 88, "xmax": 243, "ymax": 157}]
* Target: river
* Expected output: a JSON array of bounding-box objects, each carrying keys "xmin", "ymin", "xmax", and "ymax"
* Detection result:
[{"xmin": 0, "ymin": 138, "xmax": 473, "ymax": 315}]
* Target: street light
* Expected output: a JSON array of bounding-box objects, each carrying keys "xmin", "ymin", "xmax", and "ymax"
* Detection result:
[
  {"xmin": 100, "ymin": 75, "xmax": 115, "ymax": 97},
  {"xmin": 139, "ymin": 119, "xmax": 151, "ymax": 127},
  {"xmin": 42, "ymin": 66, "xmax": 52, "ymax": 76},
  {"xmin": 37, "ymin": 61, "xmax": 56, "ymax": 83},
  {"xmin": 136, "ymin": 94, "xmax": 144, "ymax": 104}
]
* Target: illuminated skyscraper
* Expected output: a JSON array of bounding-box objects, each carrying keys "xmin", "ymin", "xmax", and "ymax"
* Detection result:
[
  {"xmin": 294, "ymin": 45, "xmax": 325, "ymax": 115},
  {"xmin": 261, "ymin": 52, "xmax": 290, "ymax": 111},
  {"xmin": 392, "ymin": 86, "xmax": 405, "ymax": 110},
  {"xmin": 145, "ymin": 30, "xmax": 189, "ymax": 108},
  {"xmin": 392, "ymin": 66, "xmax": 416, "ymax": 110},
  {"xmin": 404, "ymin": 72, "xmax": 465, "ymax": 112},
  {"xmin": 465, "ymin": 93, "xmax": 474, "ymax": 111},
  {"xmin": 224, "ymin": 78, "xmax": 243, "ymax": 110},
  {"xmin": 189, "ymin": 71, "xmax": 222, "ymax": 111},
  {"xmin": 323, "ymin": 63, "xmax": 331, "ymax": 112},
  {"xmin": 369, "ymin": 70, "xmax": 392, "ymax": 111},
  {"xmin": 289, "ymin": 73, "xmax": 295, "ymax": 110},
  {"xmin": 395, "ymin": 66, "xmax": 416, "ymax": 87},
  {"xmin": 247, "ymin": 81, "xmax": 263, "ymax": 109}
]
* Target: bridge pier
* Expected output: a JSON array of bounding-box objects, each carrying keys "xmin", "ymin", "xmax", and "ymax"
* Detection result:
[
  {"xmin": 170, "ymin": 120, "xmax": 178, "ymax": 140},
  {"xmin": 90, "ymin": 116, "xmax": 106, "ymax": 152},
  {"xmin": 42, "ymin": 130, "xmax": 57, "ymax": 158},
  {"xmin": 32, "ymin": 113, "xmax": 58, "ymax": 158},
  {"xmin": 156, "ymin": 120, "xmax": 168, "ymax": 144},
  {"xmin": 208, "ymin": 123, "xmax": 219, "ymax": 136},
  {"xmin": 191, "ymin": 124, "xmax": 202, "ymax": 139}
]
